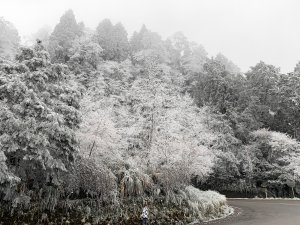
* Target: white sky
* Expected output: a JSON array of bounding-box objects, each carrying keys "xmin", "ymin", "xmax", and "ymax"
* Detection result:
[{"xmin": 1, "ymin": 0, "xmax": 300, "ymax": 73}]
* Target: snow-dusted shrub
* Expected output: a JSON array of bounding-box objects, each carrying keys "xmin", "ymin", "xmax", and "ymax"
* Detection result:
[
  {"xmin": 155, "ymin": 165, "xmax": 190, "ymax": 194},
  {"xmin": 179, "ymin": 186, "xmax": 232, "ymax": 222},
  {"xmin": 64, "ymin": 157, "xmax": 117, "ymax": 200},
  {"xmin": 118, "ymin": 168, "xmax": 153, "ymax": 198}
]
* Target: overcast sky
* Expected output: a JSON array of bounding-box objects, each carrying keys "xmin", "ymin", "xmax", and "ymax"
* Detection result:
[{"xmin": 1, "ymin": 0, "xmax": 300, "ymax": 73}]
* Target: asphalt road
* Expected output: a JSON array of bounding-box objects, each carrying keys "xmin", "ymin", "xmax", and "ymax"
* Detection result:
[{"xmin": 204, "ymin": 199, "xmax": 300, "ymax": 225}]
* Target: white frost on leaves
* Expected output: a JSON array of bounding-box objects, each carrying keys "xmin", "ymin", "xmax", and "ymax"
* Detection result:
[
  {"xmin": 180, "ymin": 186, "xmax": 233, "ymax": 222},
  {"xmin": 77, "ymin": 59, "xmax": 228, "ymax": 184}
]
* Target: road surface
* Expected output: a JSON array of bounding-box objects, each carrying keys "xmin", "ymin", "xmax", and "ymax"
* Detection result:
[{"xmin": 203, "ymin": 199, "xmax": 300, "ymax": 225}]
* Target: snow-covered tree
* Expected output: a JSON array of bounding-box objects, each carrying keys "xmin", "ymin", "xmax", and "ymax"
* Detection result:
[
  {"xmin": 76, "ymin": 60, "xmax": 134, "ymax": 168},
  {"xmin": 48, "ymin": 10, "xmax": 83, "ymax": 62},
  {"xmin": 246, "ymin": 129, "xmax": 300, "ymax": 196},
  {"xmin": 130, "ymin": 25, "xmax": 168, "ymax": 64},
  {"xmin": 0, "ymin": 42, "xmax": 81, "ymax": 206},
  {"xmin": 122, "ymin": 52, "xmax": 216, "ymax": 190},
  {"xmin": 69, "ymin": 37, "xmax": 103, "ymax": 70},
  {"xmin": 182, "ymin": 42, "xmax": 208, "ymax": 74},
  {"xmin": 94, "ymin": 19, "xmax": 129, "ymax": 61}
]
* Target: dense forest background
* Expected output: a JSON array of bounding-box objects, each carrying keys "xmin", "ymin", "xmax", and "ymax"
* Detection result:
[{"xmin": 0, "ymin": 9, "xmax": 300, "ymax": 224}]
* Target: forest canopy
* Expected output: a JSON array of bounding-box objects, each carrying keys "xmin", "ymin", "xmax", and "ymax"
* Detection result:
[{"xmin": 0, "ymin": 9, "xmax": 300, "ymax": 224}]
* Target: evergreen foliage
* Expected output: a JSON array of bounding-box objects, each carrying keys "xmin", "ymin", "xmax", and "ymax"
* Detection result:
[
  {"xmin": 94, "ymin": 19, "xmax": 129, "ymax": 61},
  {"xmin": 48, "ymin": 10, "xmax": 83, "ymax": 63},
  {"xmin": 0, "ymin": 42, "xmax": 81, "ymax": 213},
  {"xmin": 1, "ymin": 9, "xmax": 300, "ymax": 224}
]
